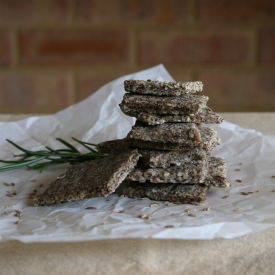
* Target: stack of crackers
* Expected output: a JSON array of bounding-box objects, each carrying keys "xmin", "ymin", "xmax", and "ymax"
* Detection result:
[{"xmin": 34, "ymin": 79, "xmax": 228, "ymax": 206}]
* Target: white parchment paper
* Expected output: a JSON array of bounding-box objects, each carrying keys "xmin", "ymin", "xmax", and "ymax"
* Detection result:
[{"xmin": 0, "ymin": 64, "xmax": 275, "ymax": 242}]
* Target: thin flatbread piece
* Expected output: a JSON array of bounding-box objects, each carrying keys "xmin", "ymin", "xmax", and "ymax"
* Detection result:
[
  {"xmin": 33, "ymin": 150, "xmax": 140, "ymax": 206},
  {"xmin": 124, "ymin": 80, "xmax": 203, "ymax": 96}
]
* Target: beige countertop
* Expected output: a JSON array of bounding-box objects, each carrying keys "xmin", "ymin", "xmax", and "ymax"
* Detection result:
[{"xmin": 0, "ymin": 113, "xmax": 275, "ymax": 275}]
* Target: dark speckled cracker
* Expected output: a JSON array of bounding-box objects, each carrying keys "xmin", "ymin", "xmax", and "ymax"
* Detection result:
[
  {"xmin": 141, "ymin": 148, "xmax": 207, "ymax": 168},
  {"xmin": 127, "ymin": 123, "xmax": 219, "ymax": 151},
  {"xmin": 98, "ymin": 139, "xmax": 208, "ymax": 168},
  {"xmin": 124, "ymin": 80, "xmax": 203, "ymax": 96},
  {"xmin": 123, "ymin": 106, "xmax": 223, "ymax": 125},
  {"xmin": 120, "ymin": 94, "xmax": 208, "ymax": 115},
  {"xmin": 128, "ymin": 159, "xmax": 208, "ymax": 184},
  {"xmin": 33, "ymin": 150, "xmax": 140, "ymax": 206},
  {"xmin": 116, "ymin": 181, "xmax": 208, "ymax": 204}
]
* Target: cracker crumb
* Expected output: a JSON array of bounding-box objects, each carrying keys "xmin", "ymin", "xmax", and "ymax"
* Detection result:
[
  {"xmin": 14, "ymin": 210, "xmax": 22, "ymax": 217},
  {"xmin": 221, "ymin": 195, "xmax": 229, "ymax": 199},
  {"xmin": 6, "ymin": 191, "xmax": 17, "ymax": 197},
  {"xmin": 235, "ymin": 179, "xmax": 242, "ymax": 183},
  {"xmin": 85, "ymin": 206, "xmax": 97, "ymax": 210},
  {"xmin": 164, "ymin": 225, "xmax": 174, "ymax": 228},
  {"xmin": 240, "ymin": 190, "xmax": 259, "ymax": 196},
  {"xmin": 202, "ymin": 207, "xmax": 211, "ymax": 212},
  {"xmin": 137, "ymin": 214, "xmax": 149, "ymax": 219}
]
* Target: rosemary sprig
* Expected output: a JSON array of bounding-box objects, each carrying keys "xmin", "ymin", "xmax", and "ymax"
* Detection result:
[{"xmin": 0, "ymin": 138, "xmax": 106, "ymax": 172}]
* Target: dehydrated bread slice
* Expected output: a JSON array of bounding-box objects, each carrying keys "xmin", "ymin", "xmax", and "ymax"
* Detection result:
[
  {"xmin": 128, "ymin": 123, "xmax": 219, "ymax": 151},
  {"xmin": 33, "ymin": 150, "xmax": 140, "ymax": 206},
  {"xmin": 120, "ymin": 94, "xmax": 208, "ymax": 115},
  {"xmin": 141, "ymin": 148, "xmax": 207, "ymax": 168},
  {"xmin": 128, "ymin": 159, "xmax": 208, "ymax": 184},
  {"xmin": 206, "ymin": 157, "xmax": 229, "ymax": 187},
  {"xmin": 98, "ymin": 139, "xmax": 207, "ymax": 168},
  {"xmin": 124, "ymin": 79, "xmax": 203, "ymax": 96},
  {"xmin": 123, "ymin": 106, "xmax": 223, "ymax": 125},
  {"xmin": 116, "ymin": 181, "xmax": 208, "ymax": 204},
  {"xmin": 98, "ymin": 139, "xmax": 131, "ymax": 154}
]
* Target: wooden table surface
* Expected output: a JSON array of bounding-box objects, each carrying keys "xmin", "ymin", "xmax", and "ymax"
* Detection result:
[{"xmin": 0, "ymin": 113, "xmax": 275, "ymax": 275}]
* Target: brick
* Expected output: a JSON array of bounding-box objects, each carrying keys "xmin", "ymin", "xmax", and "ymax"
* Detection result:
[
  {"xmin": 198, "ymin": 0, "xmax": 275, "ymax": 23},
  {"xmin": 0, "ymin": 0, "xmax": 69, "ymax": 24},
  {"xmin": 198, "ymin": 71, "xmax": 275, "ymax": 112},
  {"xmin": 19, "ymin": 30, "xmax": 129, "ymax": 65},
  {"xmin": 0, "ymin": 73, "xmax": 70, "ymax": 113},
  {"xmin": 74, "ymin": 0, "xmax": 191, "ymax": 24},
  {"xmin": 259, "ymin": 28, "xmax": 275, "ymax": 64},
  {"xmin": 0, "ymin": 32, "xmax": 11, "ymax": 66},
  {"xmin": 138, "ymin": 31, "xmax": 252, "ymax": 65}
]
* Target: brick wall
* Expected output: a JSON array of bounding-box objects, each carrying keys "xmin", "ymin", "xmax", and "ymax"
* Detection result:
[{"xmin": 0, "ymin": 0, "xmax": 274, "ymax": 113}]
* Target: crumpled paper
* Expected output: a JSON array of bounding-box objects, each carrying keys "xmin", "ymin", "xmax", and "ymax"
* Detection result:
[{"xmin": 0, "ymin": 64, "xmax": 275, "ymax": 242}]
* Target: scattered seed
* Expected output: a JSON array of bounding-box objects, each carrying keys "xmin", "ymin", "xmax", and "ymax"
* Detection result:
[
  {"xmin": 14, "ymin": 210, "xmax": 22, "ymax": 217},
  {"xmin": 164, "ymin": 225, "xmax": 174, "ymax": 228},
  {"xmin": 114, "ymin": 209, "xmax": 124, "ymax": 213},
  {"xmin": 202, "ymin": 207, "xmax": 211, "ymax": 212},
  {"xmin": 233, "ymin": 208, "xmax": 242, "ymax": 212},
  {"xmin": 234, "ymin": 168, "xmax": 241, "ymax": 172},
  {"xmin": 221, "ymin": 195, "xmax": 229, "ymax": 199},
  {"xmin": 271, "ymin": 176, "xmax": 275, "ymax": 179},
  {"xmin": 149, "ymin": 203, "xmax": 159, "ymax": 208},
  {"xmin": 39, "ymin": 184, "xmax": 44, "ymax": 188},
  {"xmin": 3, "ymin": 182, "xmax": 15, "ymax": 187},
  {"xmin": 271, "ymin": 189, "xmax": 275, "ymax": 192},
  {"xmin": 6, "ymin": 191, "xmax": 17, "ymax": 197},
  {"xmin": 14, "ymin": 221, "xmax": 20, "ymax": 225},
  {"xmin": 240, "ymin": 190, "xmax": 259, "ymax": 196},
  {"xmin": 238, "ymin": 162, "xmax": 243, "ymax": 165},
  {"xmin": 235, "ymin": 179, "xmax": 242, "ymax": 183},
  {"xmin": 85, "ymin": 206, "xmax": 97, "ymax": 210},
  {"xmin": 137, "ymin": 214, "xmax": 149, "ymax": 219}
]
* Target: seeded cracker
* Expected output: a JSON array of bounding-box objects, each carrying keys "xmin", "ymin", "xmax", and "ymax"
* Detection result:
[
  {"xmin": 120, "ymin": 94, "xmax": 208, "ymax": 115},
  {"xmin": 206, "ymin": 157, "xmax": 229, "ymax": 187},
  {"xmin": 124, "ymin": 80, "xmax": 203, "ymax": 96},
  {"xmin": 141, "ymin": 148, "xmax": 207, "ymax": 168},
  {"xmin": 128, "ymin": 159, "xmax": 208, "ymax": 184},
  {"xmin": 98, "ymin": 139, "xmax": 208, "ymax": 168},
  {"xmin": 128, "ymin": 123, "xmax": 220, "ymax": 151},
  {"xmin": 122, "ymin": 106, "xmax": 223, "ymax": 125},
  {"xmin": 33, "ymin": 150, "xmax": 140, "ymax": 206},
  {"xmin": 117, "ymin": 182, "xmax": 208, "ymax": 204}
]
